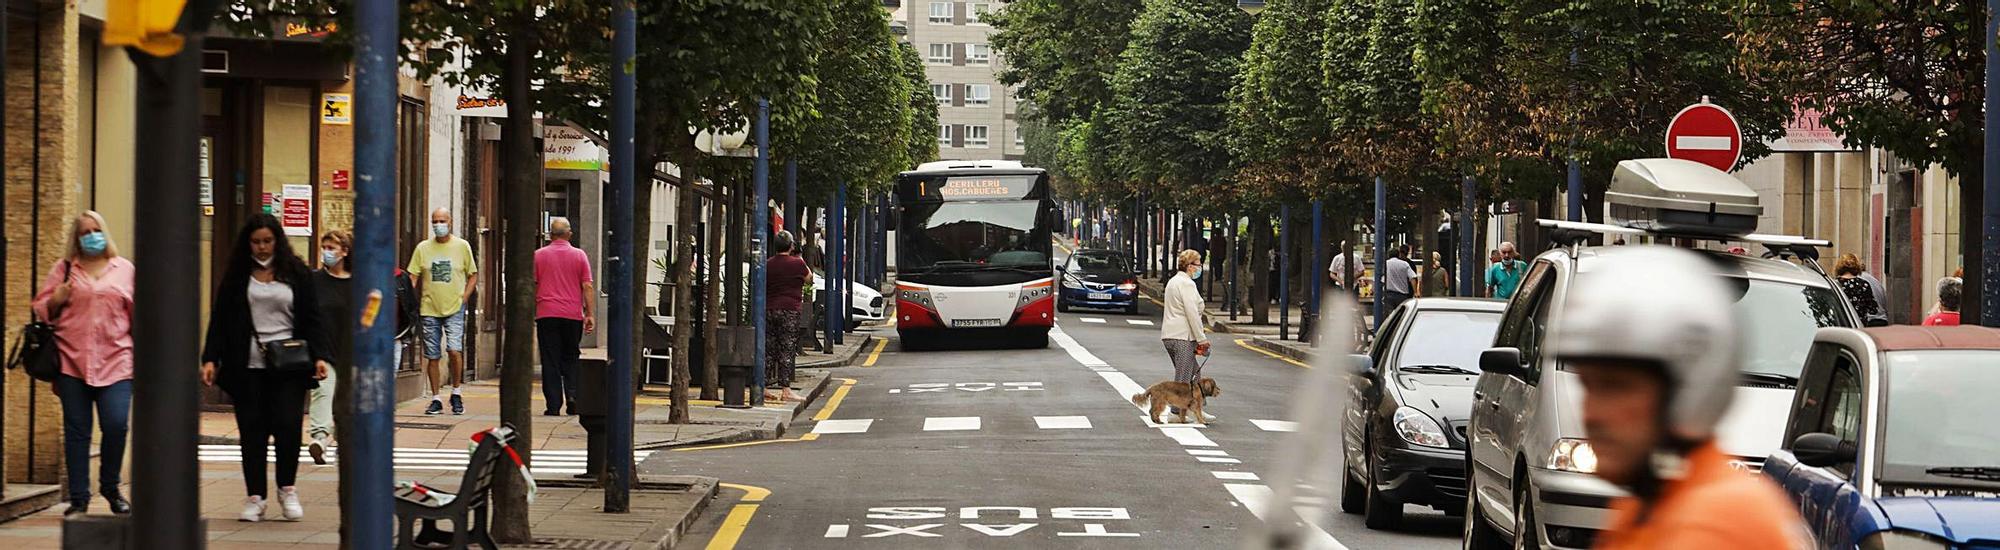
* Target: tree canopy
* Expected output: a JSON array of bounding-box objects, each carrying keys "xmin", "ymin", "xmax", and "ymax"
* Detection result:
[{"xmin": 1099, "ymin": 0, "xmax": 1252, "ymax": 211}]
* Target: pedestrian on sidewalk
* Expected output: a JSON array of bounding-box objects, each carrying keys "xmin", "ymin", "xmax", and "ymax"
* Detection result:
[
  {"xmin": 1327, "ymin": 241, "xmax": 1355, "ymax": 294},
  {"xmin": 1422, "ymin": 250, "xmax": 1451, "ymax": 297},
  {"xmin": 1161, "ymin": 249, "xmax": 1215, "ymax": 422},
  {"xmin": 1924, "ymin": 276, "xmax": 1962, "ymax": 326},
  {"xmin": 1486, "ymin": 242, "xmax": 1525, "ymax": 300},
  {"xmin": 306, "ymin": 230, "xmax": 355, "ymax": 465},
  {"xmin": 32, "ymin": 211, "xmax": 135, "ymax": 517},
  {"xmin": 409, "ymin": 208, "xmax": 479, "ymax": 415},
  {"xmin": 1380, "ymin": 245, "xmax": 1416, "ymax": 313},
  {"xmin": 200, "ymin": 213, "xmax": 332, "ymax": 522},
  {"xmin": 765, "ymin": 231, "xmax": 809, "ymax": 403},
  {"xmin": 1835, "ymin": 253, "xmax": 1888, "ymax": 327},
  {"xmin": 535, "ymin": 217, "xmax": 595, "ymax": 416}
]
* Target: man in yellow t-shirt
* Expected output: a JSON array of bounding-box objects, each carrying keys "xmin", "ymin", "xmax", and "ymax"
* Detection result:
[{"xmin": 407, "ymin": 207, "xmax": 479, "ymax": 415}]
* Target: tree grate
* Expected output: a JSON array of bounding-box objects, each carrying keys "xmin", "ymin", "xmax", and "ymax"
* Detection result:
[{"xmin": 510, "ymin": 538, "xmax": 632, "ymax": 550}]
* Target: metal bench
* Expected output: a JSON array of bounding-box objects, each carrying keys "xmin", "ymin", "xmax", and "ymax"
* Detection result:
[{"xmin": 395, "ymin": 426, "xmax": 516, "ymax": 550}]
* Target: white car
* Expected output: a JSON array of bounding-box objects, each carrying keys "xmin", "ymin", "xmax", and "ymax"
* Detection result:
[{"xmin": 815, "ymin": 272, "xmax": 886, "ymax": 322}]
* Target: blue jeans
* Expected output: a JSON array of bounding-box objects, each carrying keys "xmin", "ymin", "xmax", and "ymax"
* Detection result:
[
  {"xmin": 56, "ymin": 376, "xmax": 132, "ymax": 503},
  {"xmin": 421, "ymin": 308, "xmax": 467, "ymax": 360}
]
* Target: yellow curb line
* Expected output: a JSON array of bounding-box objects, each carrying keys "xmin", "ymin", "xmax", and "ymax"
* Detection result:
[
  {"xmin": 673, "ymin": 377, "xmax": 855, "ymax": 452},
  {"xmin": 812, "ymin": 378, "xmax": 859, "ymax": 421},
  {"xmin": 1234, "ymin": 338, "xmax": 1311, "ymax": 369},
  {"xmin": 862, "ymin": 339, "xmax": 889, "ymax": 367},
  {"xmin": 706, "ymin": 483, "xmax": 772, "ymax": 550}
]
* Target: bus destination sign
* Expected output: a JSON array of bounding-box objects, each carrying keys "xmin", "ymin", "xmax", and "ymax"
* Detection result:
[{"xmin": 935, "ymin": 176, "xmax": 1035, "ymax": 200}]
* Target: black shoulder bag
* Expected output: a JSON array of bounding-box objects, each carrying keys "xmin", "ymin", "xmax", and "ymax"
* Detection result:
[{"xmin": 8, "ymin": 262, "xmax": 70, "ymax": 382}]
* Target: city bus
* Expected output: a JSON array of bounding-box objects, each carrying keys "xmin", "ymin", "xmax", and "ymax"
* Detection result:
[{"xmin": 892, "ymin": 160, "xmax": 1058, "ymax": 349}]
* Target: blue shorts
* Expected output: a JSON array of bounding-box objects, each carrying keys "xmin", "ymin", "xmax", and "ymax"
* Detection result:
[{"xmin": 421, "ymin": 309, "xmax": 467, "ymax": 359}]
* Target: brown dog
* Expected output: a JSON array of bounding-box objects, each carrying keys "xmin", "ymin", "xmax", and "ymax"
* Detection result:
[{"xmin": 1130, "ymin": 378, "xmax": 1220, "ymax": 424}]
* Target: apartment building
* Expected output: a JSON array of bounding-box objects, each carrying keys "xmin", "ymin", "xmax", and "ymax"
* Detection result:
[{"xmin": 891, "ymin": 0, "xmax": 1025, "ymax": 161}]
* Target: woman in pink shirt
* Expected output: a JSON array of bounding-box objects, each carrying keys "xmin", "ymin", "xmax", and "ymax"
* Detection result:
[{"xmin": 32, "ymin": 211, "xmax": 136, "ymax": 517}]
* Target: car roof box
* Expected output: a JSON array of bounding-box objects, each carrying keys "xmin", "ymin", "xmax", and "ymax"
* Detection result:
[{"xmin": 1605, "ymin": 158, "xmax": 1763, "ymax": 238}]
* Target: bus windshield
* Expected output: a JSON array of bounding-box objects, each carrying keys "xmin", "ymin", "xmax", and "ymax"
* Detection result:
[{"xmin": 900, "ymin": 200, "xmax": 1049, "ymax": 271}]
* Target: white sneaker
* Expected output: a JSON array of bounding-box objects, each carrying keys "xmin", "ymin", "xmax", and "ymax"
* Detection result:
[
  {"xmin": 239, "ymin": 496, "xmax": 266, "ymax": 522},
  {"xmin": 276, "ymin": 487, "xmax": 304, "ymax": 520},
  {"xmin": 1200, "ymin": 412, "xmax": 1218, "ymax": 422}
]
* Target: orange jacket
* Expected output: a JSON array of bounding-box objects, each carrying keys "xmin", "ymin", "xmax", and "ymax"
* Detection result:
[{"xmin": 1595, "ymin": 443, "xmax": 1809, "ymax": 550}]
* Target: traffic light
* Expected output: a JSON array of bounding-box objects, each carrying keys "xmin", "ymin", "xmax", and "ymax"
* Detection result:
[{"xmin": 103, "ymin": 0, "xmax": 190, "ymax": 56}]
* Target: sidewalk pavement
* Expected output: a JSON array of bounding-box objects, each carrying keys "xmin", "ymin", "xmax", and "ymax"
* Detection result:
[{"xmin": 0, "ymin": 335, "xmax": 878, "ymax": 548}]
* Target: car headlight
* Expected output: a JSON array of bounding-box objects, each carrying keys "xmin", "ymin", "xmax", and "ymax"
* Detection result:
[
  {"xmin": 1548, "ymin": 438, "xmax": 1598, "ymax": 474},
  {"xmin": 1061, "ymin": 277, "xmax": 1082, "ymax": 289},
  {"xmin": 1392, "ymin": 407, "xmax": 1449, "ymax": 448},
  {"xmin": 1860, "ymin": 531, "xmax": 1951, "ymax": 550}
]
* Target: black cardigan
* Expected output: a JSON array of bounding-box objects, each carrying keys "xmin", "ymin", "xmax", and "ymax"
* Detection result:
[{"xmin": 201, "ymin": 270, "xmax": 334, "ymax": 396}]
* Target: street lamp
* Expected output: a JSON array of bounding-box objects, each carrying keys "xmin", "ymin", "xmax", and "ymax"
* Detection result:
[{"xmin": 694, "ymin": 125, "xmax": 755, "ymax": 158}]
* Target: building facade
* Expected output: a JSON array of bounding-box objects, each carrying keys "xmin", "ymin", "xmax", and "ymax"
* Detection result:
[{"xmin": 894, "ymin": 0, "xmax": 1024, "ymax": 161}]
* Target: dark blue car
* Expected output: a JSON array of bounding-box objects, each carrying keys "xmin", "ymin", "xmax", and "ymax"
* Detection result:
[
  {"xmin": 1057, "ymin": 249, "xmax": 1139, "ymax": 315},
  {"xmin": 1764, "ymin": 326, "xmax": 2000, "ymax": 549}
]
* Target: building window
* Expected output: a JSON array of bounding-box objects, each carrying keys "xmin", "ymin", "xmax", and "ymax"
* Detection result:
[
  {"xmin": 966, "ymin": 84, "xmax": 991, "ymax": 106},
  {"xmin": 929, "ymin": 2, "xmax": 952, "ymax": 23},
  {"xmin": 938, "ymin": 124, "xmax": 953, "ymax": 147},
  {"xmin": 932, "ymin": 83, "xmax": 952, "ymax": 105},
  {"xmin": 967, "ymin": 125, "xmax": 990, "ymax": 147},
  {"xmin": 927, "ymin": 43, "xmax": 951, "ymax": 64},
  {"xmin": 968, "ymin": 43, "xmax": 992, "ymax": 65},
  {"xmin": 968, "ymin": 2, "xmax": 990, "ymax": 24},
  {"xmin": 1015, "ymin": 132, "xmax": 1024, "ymax": 147}
]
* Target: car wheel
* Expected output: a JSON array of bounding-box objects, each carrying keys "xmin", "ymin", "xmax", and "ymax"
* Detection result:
[
  {"xmin": 1124, "ymin": 301, "xmax": 1140, "ymax": 315},
  {"xmin": 1513, "ymin": 481, "xmax": 1541, "ymax": 550},
  {"xmin": 1339, "ymin": 462, "xmax": 1365, "ymax": 514},
  {"xmin": 1058, "ymin": 296, "xmax": 1071, "ymax": 313},
  {"xmin": 1462, "ymin": 479, "xmax": 1507, "ymax": 550},
  {"xmin": 1362, "ymin": 439, "xmax": 1403, "ymax": 530}
]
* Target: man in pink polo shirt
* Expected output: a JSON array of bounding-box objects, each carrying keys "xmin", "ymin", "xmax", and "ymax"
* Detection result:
[{"xmin": 535, "ymin": 217, "xmax": 596, "ymax": 416}]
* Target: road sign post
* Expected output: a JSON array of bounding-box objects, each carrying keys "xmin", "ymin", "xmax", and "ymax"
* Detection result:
[{"xmin": 1665, "ymin": 100, "xmax": 1744, "ymax": 172}]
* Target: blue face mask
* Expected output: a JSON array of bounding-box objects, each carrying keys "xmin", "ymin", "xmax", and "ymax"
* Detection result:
[
  {"xmin": 1192, "ymin": 267, "xmax": 1204, "ymax": 280},
  {"xmin": 432, "ymin": 223, "xmax": 451, "ymax": 238},
  {"xmin": 79, "ymin": 232, "xmax": 108, "ymax": 256},
  {"xmin": 322, "ymin": 249, "xmax": 342, "ymax": 267}
]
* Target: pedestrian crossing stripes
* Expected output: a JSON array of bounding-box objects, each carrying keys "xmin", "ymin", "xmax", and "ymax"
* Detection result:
[
  {"xmin": 1070, "ymin": 317, "xmax": 1156, "ymax": 326},
  {"xmin": 1079, "ymin": 317, "xmax": 1108, "ymax": 324},
  {"xmin": 805, "ymin": 416, "xmax": 1278, "ymax": 437},
  {"xmin": 923, "ymin": 416, "xmax": 981, "ymax": 431},
  {"xmin": 1249, "ymin": 419, "xmax": 1298, "ymax": 432},
  {"xmin": 1033, "ymin": 416, "xmax": 1093, "ymax": 430},
  {"xmin": 193, "ymin": 444, "xmax": 649, "ymax": 476},
  {"xmin": 1125, "ymin": 319, "xmax": 1154, "ymax": 326}
]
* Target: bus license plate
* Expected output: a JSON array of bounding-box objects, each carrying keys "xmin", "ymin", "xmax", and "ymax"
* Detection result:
[
  {"xmin": 952, "ymin": 318, "xmax": 1004, "ymax": 328},
  {"xmin": 1088, "ymin": 292, "xmax": 1113, "ymax": 300}
]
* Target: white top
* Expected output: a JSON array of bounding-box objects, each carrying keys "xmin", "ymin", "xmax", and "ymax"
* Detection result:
[
  {"xmin": 245, "ymin": 277, "xmax": 296, "ymax": 370},
  {"xmin": 1328, "ymin": 253, "xmax": 1354, "ymax": 281},
  {"xmin": 1384, "ymin": 257, "xmax": 1416, "ymax": 295},
  {"xmin": 1160, "ymin": 272, "xmax": 1207, "ymax": 343}
]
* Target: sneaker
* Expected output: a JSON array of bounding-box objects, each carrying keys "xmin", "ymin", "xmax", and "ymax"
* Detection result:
[
  {"xmin": 276, "ymin": 487, "xmax": 304, "ymax": 520},
  {"xmin": 308, "ymin": 439, "xmax": 328, "ymax": 465},
  {"xmin": 1200, "ymin": 411, "xmax": 1218, "ymax": 423},
  {"xmin": 425, "ymin": 399, "xmax": 444, "ymax": 415},
  {"xmin": 450, "ymin": 394, "xmax": 465, "ymax": 415},
  {"xmin": 239, "ymin": 496, "xmax": 266, "ymax": 522},
  {"xmin": 63, "ymin": 500, "xmax": 87, "ymax": 517}
]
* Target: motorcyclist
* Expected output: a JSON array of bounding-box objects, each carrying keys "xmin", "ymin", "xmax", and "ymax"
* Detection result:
[{"xmin": 1551, "ymin": 247, "xmax": 1808, "ymax": 549}]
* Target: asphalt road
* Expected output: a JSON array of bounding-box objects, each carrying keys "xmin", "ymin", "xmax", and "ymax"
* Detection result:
[{"xmin": 662, "ymin": 298, "xmax": 1463, "ymax": 549}]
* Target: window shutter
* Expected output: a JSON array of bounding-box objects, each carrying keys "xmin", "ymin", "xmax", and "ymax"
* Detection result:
[
  {"xmin": 952, "ymin": 124, "xmax": 965, "ymax": 148},
  {"xmin": 953, "ymin": 43, "xmax": 965, "ymax": 66},
  {"xmin": 953, "ymin": 84, "xmax": 965, "ymax": 107}
]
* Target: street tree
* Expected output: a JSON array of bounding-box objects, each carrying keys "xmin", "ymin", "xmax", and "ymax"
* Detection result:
[
  {"xmin": 1229, "ymin": 0, "xmax": 1342, "ymax": 207},
  {"xmin": 1740, "ymin": 0, "xmax": 1989, "ymax": 324},
  {"xmin": 1101, "ymin": 0, "xmax": 1252, "ymax": 206},
  {"xmin": 987, "ymin": 0, "xmax": 1146, "ymax": 125},
  {"xmin": 784, "ymin": 0, "xmax": 924, "ymax": 202}
]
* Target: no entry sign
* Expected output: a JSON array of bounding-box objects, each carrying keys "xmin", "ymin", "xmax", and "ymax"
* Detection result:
[{"xmin": 1665, "ymin": 102, "xmax": 1743, "ymax": 172}]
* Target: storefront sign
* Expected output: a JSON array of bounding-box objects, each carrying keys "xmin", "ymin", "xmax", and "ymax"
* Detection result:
[
  {"xmin": 457, "ymin": 95, "xmax": 507, "ymax": 118},
  {"xmin": 331, "ymin": 169, "xmax": 350, "ymax": 190},
  {"xmin": 321, "ymin": 93, "xmax": 351, "ymax": 125},
  {"xmin": 1769, "ymin": 108, "xmax": 1860, "ymax": 152},
  {"xmin": 545, "ymin": 126, "xmax": 604, "ymax": 171},
  {"xmin": 282, "ymin": 184, "xmax": 315, "ymax": 237}
]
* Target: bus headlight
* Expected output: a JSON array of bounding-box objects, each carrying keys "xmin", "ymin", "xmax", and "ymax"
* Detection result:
[
  {"xmin": 898, "ymin": 287, "xmax": 934, "ymax": 310},
  {"xmin": 1016, "ymin": 284, "xmax": 1053, "ymax": 309}
]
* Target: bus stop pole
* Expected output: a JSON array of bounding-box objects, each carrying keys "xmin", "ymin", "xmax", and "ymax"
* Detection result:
[
  {"xmin": 784, "ymin": 160, "xmax": 799, "ymax": 237},
  {"xmin": 1278, "ymin": 205, "xmax": 1290, "ymax": 341},
  {"xmin": 1985, "ymin": 0, "xmax": 2000, "ymax": 327},
  {"xmin": 1311, "ymin": 201, "xmax": 1323, "ymax": 342},
  {"xmin": 1374, "ymin": 176, "xmax": 1388, "ymax": 328},
  {"xmin": 604, "ymin": 0, "xmax": 637, "ymax": 512},
  {"xmin": 751, "ymin": 99, "xmax": 770, "ymax": 406},
  {"xmin": 1460, "ymin": 176, "xmax": 1477, "ymax": 297}
]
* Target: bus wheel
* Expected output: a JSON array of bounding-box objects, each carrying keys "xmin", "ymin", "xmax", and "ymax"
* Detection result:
[{"xmin": 1020, "ymin": 330, "xmax": 1050, "ymax": 349}]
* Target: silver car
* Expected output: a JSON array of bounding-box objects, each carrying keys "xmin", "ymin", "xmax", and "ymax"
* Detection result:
[{"xmin": 1461, "ymin": 245, "xmax": 1857, "ymax": 550}]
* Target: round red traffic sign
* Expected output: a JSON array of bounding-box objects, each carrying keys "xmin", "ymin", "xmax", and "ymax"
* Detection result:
[{"xmin": 1664, "ymin": 102, "xmax": 1743, "ymax": 172}]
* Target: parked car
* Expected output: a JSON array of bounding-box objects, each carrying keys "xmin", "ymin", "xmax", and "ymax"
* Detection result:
[
  {"xmin": 1764, "ymin": 325, "xmax": 2000, "ymax": 550},
  {"xmin": 1057, "ymin": 249, "xmax": 1141, "ymax": 314},
  {"xmin": 1341, "ymin": 297, "xmax": 1507, "ymax": 530},
  {"xmin": 814, "ymin": 272, "xmax": 886, "ymax": 323},
  {"xmin": 1464, "ymin": 159, "xmax": 1861, "ymax": 550}
]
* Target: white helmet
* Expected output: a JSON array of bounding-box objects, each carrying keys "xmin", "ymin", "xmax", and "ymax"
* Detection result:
[{"xmin": 1554, "ymin": 246, "xmax": 1740, "ymax": 445}]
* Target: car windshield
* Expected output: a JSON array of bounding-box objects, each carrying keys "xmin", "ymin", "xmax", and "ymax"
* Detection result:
[
  {"xmin": 1732, "ymin": 279, "xmax": 1849, "ymax": 380},
  {"xmin": 1879, "ymin": 350, "xmax": 2000, "ymax": 487},
  {"xmin": 1394, "ymin": 310, "xmax": 1502, "ymax": 371},
  {"xmin": 901, "ymin": 200, "xmax": 1049, "ymax": 269},
  {"xmin": 1069, "ymin": 253, "xmax": 1132, "ymax": 273}
]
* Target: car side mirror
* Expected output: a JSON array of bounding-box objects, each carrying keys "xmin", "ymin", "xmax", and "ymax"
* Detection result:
[
  {"xmin": 1347, "ymin": 354, "xmax": 1376, "ymax": 377},
  {"xmin": 1480, "ymin": 347, "xmax": 1526, "ymax": 379},
  {"xmin": 1793, "ymin": 432, "xmax": 1857, "ymax": 468}
]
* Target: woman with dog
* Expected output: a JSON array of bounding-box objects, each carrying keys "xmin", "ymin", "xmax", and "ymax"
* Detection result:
[{"xmin": 1160, "ymin": 249, "xmax": 1214, "ymax": 421}]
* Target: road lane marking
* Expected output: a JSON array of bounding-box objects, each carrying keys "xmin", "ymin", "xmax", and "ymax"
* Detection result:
[
  {"xmin": 1159, "ymin": 427, "xmax": 1217, "ymax": 447},
  {"xmin": 1213, "ymin": 471, "xmax": 1260, "ymax": 481},
  {"xmin": 1050, "ymin": 327, "xmax": 1111, "ymax": 367},
  {"xmin": 1140, "ymin": 416, "xmax": 1209, "ymax": 429},
  {"xmin": 1223, "ymin": 484, "xmax": 1350, "ymax": 550},
  {"xmin": 1250, "ymin": 419, "xmax": 1300, "ymax": 432},
  {"xmin": 923, "ymin": 416, "xmax": 981, "ymax": 431},
  {"xmin": 1186, "ymin": 449, "xmax": 1229, "ymax": 457},
  {"xmin": 1196, "ymin": 456, "xmax": 1242, "ymax": 464},
  {"xmin": 1034, "ymin": 416, "xmax": 1093, "ymax": 429},
  {"xmin": 1234, "ymin": 338, "xmax": 1311, "ymax": 368},
  {"xmin": 1080, "ymin": 317, "xmax": 1107, "ymax": 324},
  {"xmin": 1126, "ymin": 319, "xmax": 1154, "ymax": 326},
  {"xmin": 813, "ymin": 419, "xmax": 875, "ymax": 434},
  {"xmin": 823, "ymin": 525, "xmax": 850, "ymax": 538},
  {"xmin": 862, "ymin": 339, "xmax": 889, "ymax": 366},
  {"xmin": 706, "ymin": 483, "xmax": 772, "ymax": 550},
  {"xmin": 811, "ymin": 378, "xmax": 859, "ymax": 421}
]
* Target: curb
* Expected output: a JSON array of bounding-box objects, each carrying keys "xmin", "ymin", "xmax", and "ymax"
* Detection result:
[
  {"xmin": 797, "ymin": 334, "xmax": 877, "ymax": 369},
  {"xmin": 1242, "ymin": 336, "xmax": 1320, "ymax": 364},
  {"xmin": 643, "ymin": 367, "xmax": 836, "ymax": 448},
  {"xmin": 638, "ymin": 475, "xmax": 721, "ymax": 550}
]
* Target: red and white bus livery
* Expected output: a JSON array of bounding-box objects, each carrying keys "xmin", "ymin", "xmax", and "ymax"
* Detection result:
[{"xmin": 892, "ymin": 161, "xmax": 1058, "ymax": 349}]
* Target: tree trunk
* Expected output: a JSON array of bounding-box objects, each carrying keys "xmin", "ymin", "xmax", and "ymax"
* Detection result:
[
  {"xmin": 703, "ymin": 176, "xmax": 724, "ymax": 400},
  {"xmin": 630, "ymin": 109, "xmax": 660, "ymax": 397},
  {"xmin": 491, "ymin": 15, "xmax": 539, "ymax": 541},
  {"xmin": 668, "ymin": 139, "xmax": 699, "ymax": 424},
  {"xmin": 1250, "ymin": 214, "xmax": 1271, "ymax": 324}
]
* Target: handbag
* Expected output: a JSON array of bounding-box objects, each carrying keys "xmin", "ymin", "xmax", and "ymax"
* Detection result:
[
  {"xmin": 7, "ymin": 262, "xmax": 69, "ymax": 382},
  {"xmin": 260, "ymin": 338, "xmax": 314, "ymax": 372}
]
